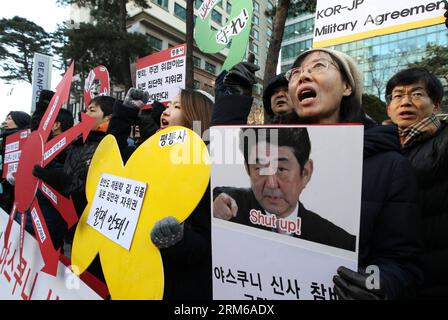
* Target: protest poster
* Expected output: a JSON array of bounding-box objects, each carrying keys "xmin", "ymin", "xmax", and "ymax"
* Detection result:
[
  {"xmin": 83, "ymin": 65, "xmax": 110, "ymax": 108},
  {"xmin": 71, "ymin": 126, "xmax": 210, "ymax": 299},
  {"xmin": 136, "ymin": 44, "xmax": 186, "ymax": 106},
  {"xmin": 195, "ymin": 0, "xmax": 253, "ymax": 71},
  {"xmin": 0, "ymin": 207, "xmax": 104, "ymax": 300},
  {"xmin": 211, "ymin": 126, "xmax": 363, "ymax": 300},
  {"xmin": 86, "ymin": 173, "xmax": 147, "ymax": 251},
  {"xmin": 1, "ymin": 129, "xmax": 30, "ymax": 179},
  {"xmin": 313, "ymin": 0, "xmax": 446, "ymax": 48},
  {"xmin": 3, "ymin": 62, "xmax": 94, "ymax": 277}
]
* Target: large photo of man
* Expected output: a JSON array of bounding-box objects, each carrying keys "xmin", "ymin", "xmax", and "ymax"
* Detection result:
[{"xmin": 213, "ymin": 127, "xmax": 355, "ymax": 251}]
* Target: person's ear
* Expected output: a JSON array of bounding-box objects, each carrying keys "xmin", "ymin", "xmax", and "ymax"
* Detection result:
[
  {"xmin": 342, "ymin": 82, "xmax": 352, "ymax": 97},
  {"xmin": 52, "ymin": 121, "xmax": 61, "ymax": 133},
  {"xmin": 386, "ymin": 103, "xmax": 392, "ymax": 118},
  {"xmin": 104, "ymin": 114, "xmax": 112, "ymax": 123},
  {"xmin": 433, "ymin": 102, "xmax": 441, "ymax": 113},
  {"xmin": 301, "ymin": 159, "xmax": 313, "ymax": 187}
]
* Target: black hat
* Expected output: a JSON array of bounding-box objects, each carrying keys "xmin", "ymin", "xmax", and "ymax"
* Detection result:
[
  {"xmin": 262, "ymin": 73, "xmax": 289, "ymax": 116},
  {"xmin": 8, "ymin": 111, "xmax": 31, "ymax": 129},
  {"xmin": 150, "ymin": 101, "xmax": 165, "ymax": 125},
  {"xmin": 36, "ymin": 90, "xmax": 55, "ymax": 112}
]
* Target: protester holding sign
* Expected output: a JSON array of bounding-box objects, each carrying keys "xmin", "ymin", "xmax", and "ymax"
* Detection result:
[
  {"xmin": 0, "ymin": 111, "xmax": 31, "ymax": 213},
  {"xmin": 151, "ymin": 89, "xmax": 213, "ymax": 300},
  {"xmin": 385, "ymin": 68, "xmax": 448, "ymax": 299},
  {"xmin": 20, "ymin": 98, "xmax": 75, "ymax": 250},
  {"xmin": 289, "ymin": 50, "xmax": 423, "ymax": 300},
  {"xmin": 212, "ymin": 48, "xmax": 423, "ymax": 299},
  {"xmin": 109, "ymin": 88, "xmax": 213, "ymax": 299}
]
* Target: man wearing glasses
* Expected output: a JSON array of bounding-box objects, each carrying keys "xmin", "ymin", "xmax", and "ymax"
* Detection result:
[{"xmin": 385, "ymin": 68, "xmax": 448, "ymax": 299}]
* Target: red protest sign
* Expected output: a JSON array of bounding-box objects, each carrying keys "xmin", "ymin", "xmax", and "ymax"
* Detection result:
[
  {"xmin": 136, "ymin": 43, "xmax": 186, "ymax": 106},
  {"xmin": 84, "ymin": 65, "xmax": 110, "ymax": 108},
  {"xmin": 3, "ymin": 62, "xmax": 94, "ymax": 277}
]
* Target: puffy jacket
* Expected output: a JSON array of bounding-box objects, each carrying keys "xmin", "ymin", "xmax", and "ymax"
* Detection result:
[
  {"xmin": 63, "ymin": 131, "xmax": 106, "ymax": 214},
  {"xmin": 361, "ymin": 125, "xmax": 423, "ymax": 299},
  {"xmin": 401, "ymin": 122, "xmax": 448, "ymax": 299}
]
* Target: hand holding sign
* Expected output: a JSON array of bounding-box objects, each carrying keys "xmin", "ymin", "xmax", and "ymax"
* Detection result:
[
  {"xmin": 333, "ymin": 266, "xmax": 387, "ymax": 300},
  {"xmin": 71, "ymin": 127, "xmax": 210, "ymax": 299}
]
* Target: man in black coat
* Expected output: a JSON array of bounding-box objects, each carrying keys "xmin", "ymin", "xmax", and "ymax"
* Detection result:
[
  {"xmin": 213, "ymin": 127, "xmax": 356, "ymax": 252},
  {"xmin": 386, "ymin": 68, "xmax": 448, "ymax": 299}
]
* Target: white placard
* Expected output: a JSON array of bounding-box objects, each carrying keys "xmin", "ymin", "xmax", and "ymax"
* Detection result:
[
  {"xmin": 211, "ymin": 126, "xmax": 363, "ymax": 300},
  {"xmin": 213, "ymin": 221, "xmax": 357, "ymax": 300},
  {"xmin": 7, "ymin": 163, "xmax": 18, "ymax": 175},
  {"xmin": 0, "ymin": 208, "xmax": 102, "ymax": 300},
  {"xmin": 87, "ymin": 173, "xmax": 147, "ymax": 250},
  {"xmin": 43, "ymin": 137, "xmax": 66, "ymax": 161},
  {"xmin": 5, "ymin": 142, "xmax": 19, "ymax": 153},
  {"xmin": 313, "ymin": 0, "xmax": 446, "ymax": 47},
  {"xmin": 4, "ymin": 151, "xmax": 21, "ymax": 164},
  {"xmin": 136, "ymin": 44, "xmax": 186, "ymax": 105}
]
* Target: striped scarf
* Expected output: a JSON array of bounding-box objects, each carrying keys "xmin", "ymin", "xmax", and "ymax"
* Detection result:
[{"xmin": 398, "ymin": 114, "xmax": 441, "ymax": 147}]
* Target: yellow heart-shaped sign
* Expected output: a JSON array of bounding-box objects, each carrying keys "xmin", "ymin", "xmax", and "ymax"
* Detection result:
[{"xmin": 71, "ymin": 126, "xmax": 210, "ymax": 299}]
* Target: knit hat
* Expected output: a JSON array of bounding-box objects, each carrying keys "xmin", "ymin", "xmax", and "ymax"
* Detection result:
[
  {"xmin": 292, "ymin": 48, "xmax": 363, "ymax": 105},
  {"xmin": 8, "ymin": 111, "xmax": 31, "ymax": 129},
  {"xmin": 263, "ymin": 73, "xmax": 289, "ymax": 116}
]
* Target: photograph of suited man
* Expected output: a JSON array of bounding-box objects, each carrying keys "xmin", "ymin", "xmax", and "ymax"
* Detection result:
[{"xmin": 213, "ymin": 127, "xmax": 356, "ymax": 251}]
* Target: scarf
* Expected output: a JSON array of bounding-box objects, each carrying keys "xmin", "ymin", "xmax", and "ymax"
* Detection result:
[{"xmin": 398, "ymin": 114, "xmax": 441, "ymax": 147}]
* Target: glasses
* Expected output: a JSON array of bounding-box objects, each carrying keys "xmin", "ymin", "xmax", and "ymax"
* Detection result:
[
  {"xmin": 285, "ymin": 59, "xmax": 336, "ymax": 82},
  {"xmin": 386, "ymin": 90, "xmax": 428, "ymax": 104}
]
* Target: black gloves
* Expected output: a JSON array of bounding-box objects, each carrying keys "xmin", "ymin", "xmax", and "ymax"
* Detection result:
[
  {"xmin": 32, "ymin": 165, "xmax": 71, "ymax": 196},
  {"xmin": 123, "ymin": 88, "xmax": 150, "ymax": 110},
  {"xmin": 333, "ymin": 266, "xmax": 387, "ymax": 300},
  {"xmin": 150, "ymin": 216, "xmax": 184, "ymax": 249},
  {"xmin": 216, "ymin": 54, "xmax": 260, "ymax": 97}
]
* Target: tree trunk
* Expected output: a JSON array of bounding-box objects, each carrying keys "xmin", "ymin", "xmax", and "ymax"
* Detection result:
[
  {"xmin": 263, "ymin": 0, "xmax": 290, "ymax": 89},
  {"xmin": 185, "ymin": 0, "xmax": 194, "ymax": 90},
  {"xmin": 118, "ymin": 0, "xmax": 132, "ymax": 91}
]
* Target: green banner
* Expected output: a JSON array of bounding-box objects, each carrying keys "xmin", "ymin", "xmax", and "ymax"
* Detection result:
[{"xmin": 195, "ymin": 0, "xmax": 254, "ymax": 71}]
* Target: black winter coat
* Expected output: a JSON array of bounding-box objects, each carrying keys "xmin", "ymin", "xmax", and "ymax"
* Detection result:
[
  {"xmin": 400, "ymin": 122, "xmax": 448, "ymax": 299},
  {"xmin": 361, "ymin": 125, "xmax": 423, "ymax": 299},
  {"xmin": 63, "ymin": 130, "xmax": 107, "ymax": 216}
]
